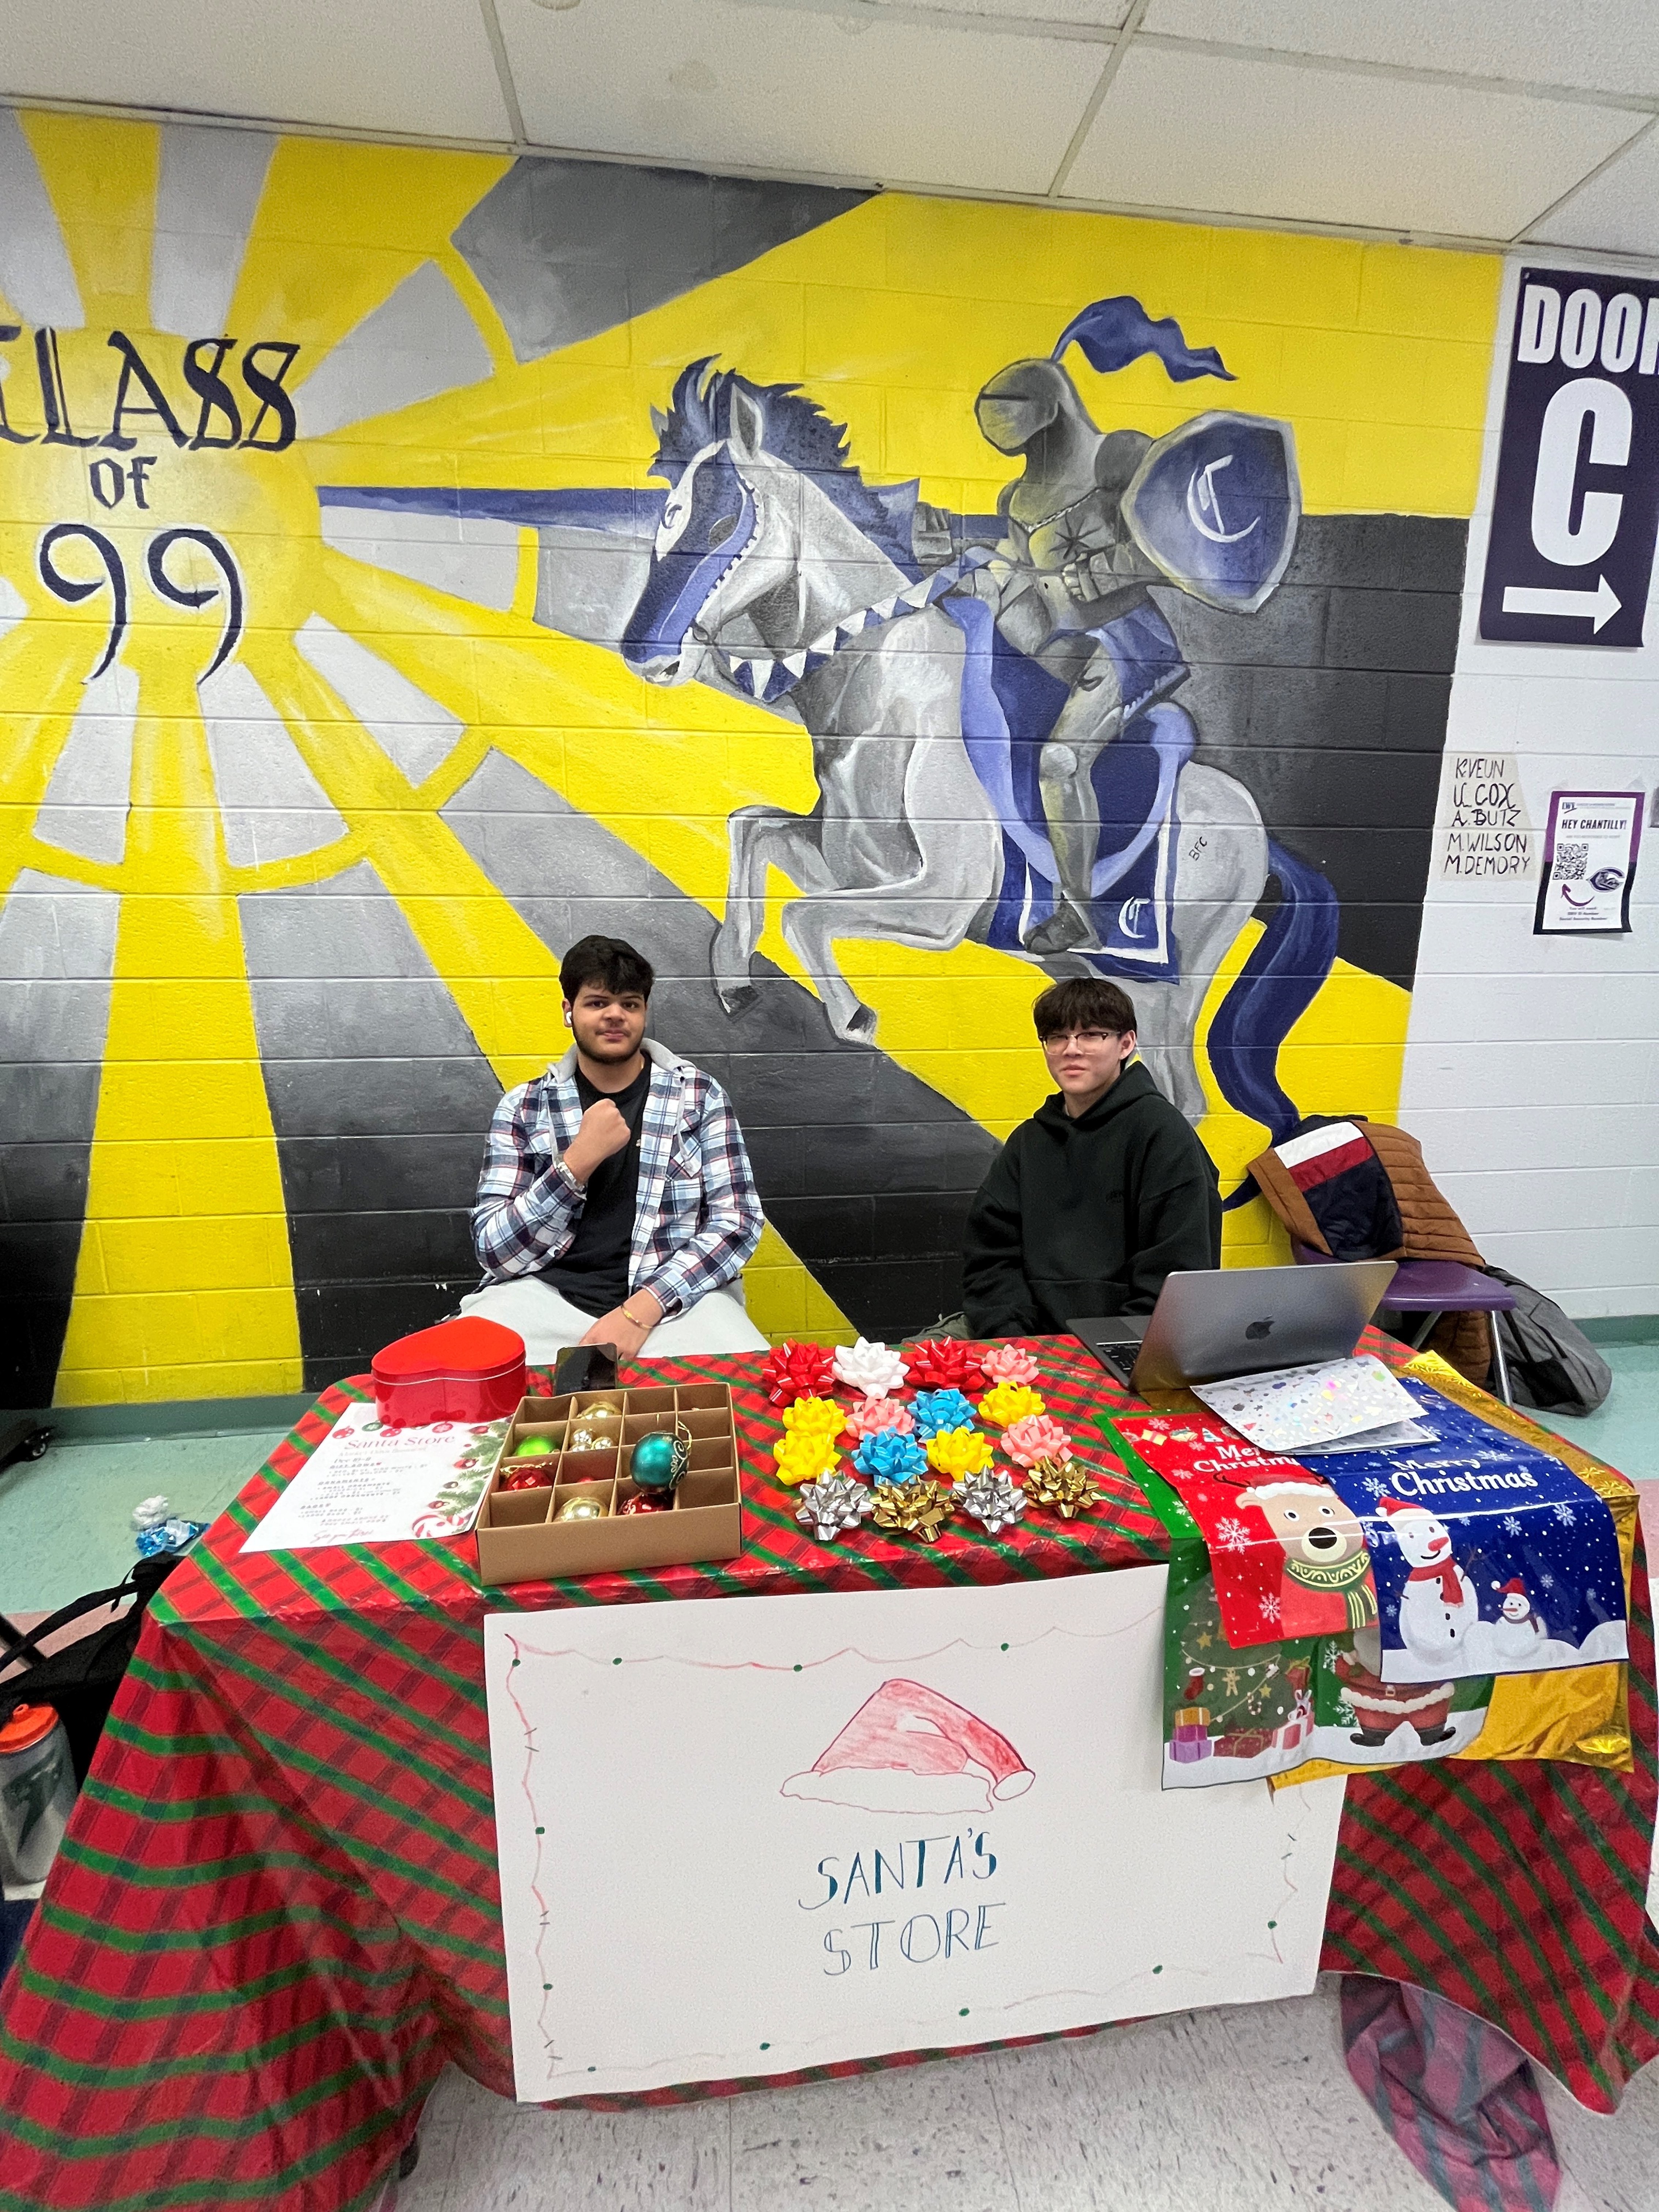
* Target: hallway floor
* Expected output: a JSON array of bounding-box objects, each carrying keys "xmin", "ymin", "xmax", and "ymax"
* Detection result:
[{"xmin": 391, "ymin": 1978, "xmax": 1658, "ymax": 2212}]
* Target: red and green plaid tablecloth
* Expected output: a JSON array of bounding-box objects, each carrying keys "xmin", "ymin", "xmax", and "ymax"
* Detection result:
[{"xmin": 0, "ymin": 1335, "xmax": 1654, "ymax": 2212}]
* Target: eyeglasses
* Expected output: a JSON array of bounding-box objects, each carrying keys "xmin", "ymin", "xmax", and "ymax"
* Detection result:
[{"xmin": 1041, "ymin": 1028, "xmax": 1126, "ymax": 1049}]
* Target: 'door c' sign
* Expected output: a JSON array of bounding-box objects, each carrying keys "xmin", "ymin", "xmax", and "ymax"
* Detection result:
[{"xmin": 1479, "ymin": 269, "xmax": 1659, "ymax": 648}]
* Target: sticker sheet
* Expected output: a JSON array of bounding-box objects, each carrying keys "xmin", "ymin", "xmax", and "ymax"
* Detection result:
[{"xmin": 1192, "ymin": 1355, "xmax": 1423, "ymax": 1453}]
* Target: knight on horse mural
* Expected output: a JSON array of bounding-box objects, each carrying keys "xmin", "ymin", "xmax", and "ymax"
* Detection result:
[
  {"xmin": 609, "ymin": 294, "xmax": 1334, "ymax": 1134},
  {"xmin": 358, "ymin": 293, "xmax": 1339, "ymax": 1138}
]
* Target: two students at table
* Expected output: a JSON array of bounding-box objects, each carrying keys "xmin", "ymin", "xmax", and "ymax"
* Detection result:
[{"xmin": 463, "ymin": 937, "xmax": 1218, "ymax": 1360}]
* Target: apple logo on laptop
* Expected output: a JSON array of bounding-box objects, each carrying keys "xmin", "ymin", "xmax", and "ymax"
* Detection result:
[{"xmin": 1244, "ymin": 1317, "xmax": 1273, "ymax": 1341}]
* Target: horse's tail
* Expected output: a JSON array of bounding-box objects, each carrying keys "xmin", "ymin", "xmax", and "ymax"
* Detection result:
[{"xmin": 1207, "ymin": 839, "xmax": 1339, "ymax": 1204}]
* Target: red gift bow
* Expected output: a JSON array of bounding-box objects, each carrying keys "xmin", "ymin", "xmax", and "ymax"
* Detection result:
[
  {"xmin": 760, "ymin": 1340, "xmax": 838, "ymax": 1407},
  {"xmin": 904, "ymin": 1339, "xmax": 986, "ymax": 1394}
]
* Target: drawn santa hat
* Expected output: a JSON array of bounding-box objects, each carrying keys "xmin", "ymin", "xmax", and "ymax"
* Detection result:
[
  {"xmin": 1374, "ymin": 1495, "xmax": 1433, "ymax": 1522},
  {"xmin": 1499, "ymin": 1577, "xmax": 1529, "ymax": 1598},
  {"xmin": 781, "ymin": 1679, "xmax": 1034, "ymax": 1816}
]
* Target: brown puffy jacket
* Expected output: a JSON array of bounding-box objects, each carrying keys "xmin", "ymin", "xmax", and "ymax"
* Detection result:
[{"xmin": 1244, "ymin": 1122, "xmax": 1491, "ymax": 1387}]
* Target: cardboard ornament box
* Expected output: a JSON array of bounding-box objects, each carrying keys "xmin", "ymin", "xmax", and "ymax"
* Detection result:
[{"xmin": 474, "ymin": 1383, "xmax": 742, "ymax": 1585}]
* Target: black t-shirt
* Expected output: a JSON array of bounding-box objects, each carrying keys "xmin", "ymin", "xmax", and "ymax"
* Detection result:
[{"xmin": 540, "ymin": 1065, "xmax": 652, "ymax": 1319}]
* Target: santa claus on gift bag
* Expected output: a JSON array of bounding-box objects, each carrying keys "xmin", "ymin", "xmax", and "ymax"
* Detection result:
[
  {"xmin": 1375, "ymin": 1496, "xmax": 1479, "ymax": 1669},
  {"xmin": 1333, "ymin": 1638, "xmax": 1457, "ymax": 1750}
]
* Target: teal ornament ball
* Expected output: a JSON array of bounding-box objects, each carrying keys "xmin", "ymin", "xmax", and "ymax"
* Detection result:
[{"xmin": 630, "ymin": 1430, "xmax": 690, "ymax": 1492}]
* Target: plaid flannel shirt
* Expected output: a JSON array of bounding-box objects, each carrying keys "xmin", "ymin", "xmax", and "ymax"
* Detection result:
[{"xmin": 471, "ymin": 1040, "xmax": 763, "ymax": 1318}]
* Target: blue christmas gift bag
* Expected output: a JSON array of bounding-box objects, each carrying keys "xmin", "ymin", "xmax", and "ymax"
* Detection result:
[{"xmin": 1302, "ymin": 1381, "xmax": 1627, "ymax": 1685}]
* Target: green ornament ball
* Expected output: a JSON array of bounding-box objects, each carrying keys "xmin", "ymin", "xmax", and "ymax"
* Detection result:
[
  {"xmin": 630, "ymin": 1431, "xmax": 688, "ymax": 1492},
  {"xmin": 513, "ymin": 1434, "xmax": 557, "ymax": 1459}
]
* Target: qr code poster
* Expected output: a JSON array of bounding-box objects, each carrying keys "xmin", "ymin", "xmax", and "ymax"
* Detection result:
[{"xmin": 1535, "ymin": 791, "xmax": 1643, "ymax": 934}]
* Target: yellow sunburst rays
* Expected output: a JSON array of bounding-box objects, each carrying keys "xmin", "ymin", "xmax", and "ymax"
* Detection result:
[
  {"xmin": 0, "ymin": 624, "xmax": 123, "ymax": 901},
  {"xmin": 16, "ymin": 120, "xmax": 518, "ymax": 1402},
  {"xmin": 9, "ymin": 113, "xmax": 296, "ymax": 1400}
]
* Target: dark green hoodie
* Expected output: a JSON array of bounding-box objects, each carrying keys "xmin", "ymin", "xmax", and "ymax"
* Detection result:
[{"xmin": 961, "ymin": 1062, "xmax": 1220, "ymax": 1333}]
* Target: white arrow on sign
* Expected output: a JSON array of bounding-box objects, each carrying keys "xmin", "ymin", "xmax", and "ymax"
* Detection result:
[{"xmin": 1501, "ymin": 575, "xmax": 1621, "ymax": 631}]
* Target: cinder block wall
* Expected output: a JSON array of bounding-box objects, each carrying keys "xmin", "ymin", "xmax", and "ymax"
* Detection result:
[{"xmin": 5, "ymin": 108, "xmax": 1581, "ymax": 1407}]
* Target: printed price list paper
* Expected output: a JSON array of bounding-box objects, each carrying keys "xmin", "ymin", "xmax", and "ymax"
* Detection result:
[{"xmin": 241, "ymin": 1401, "xmax": 508, "ymax": 1553}]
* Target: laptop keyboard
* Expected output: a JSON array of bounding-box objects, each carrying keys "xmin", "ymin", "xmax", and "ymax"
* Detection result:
[{"xmin": 1090, "ymin": 1340, "xmax": 1141, "ymax": 1387}]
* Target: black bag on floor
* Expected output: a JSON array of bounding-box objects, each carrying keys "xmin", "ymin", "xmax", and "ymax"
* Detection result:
[
  {"xmin": 0, "ymin": 1551, "xmax": 186, "ymax": 1784},
  {"xmin": 1483, "ymin": 1267, "xmax": 1613, "ymax": 1416}
]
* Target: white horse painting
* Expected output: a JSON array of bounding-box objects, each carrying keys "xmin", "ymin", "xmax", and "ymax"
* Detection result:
[{"xmin": 618, "ymin": 361, "xmax": 1337, "ymax": 1136}]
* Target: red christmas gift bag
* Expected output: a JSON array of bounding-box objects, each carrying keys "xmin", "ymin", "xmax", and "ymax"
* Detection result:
[{"xmin": 1111, "ymin": 1413, "xmax": 1379, "ymax": 1650}]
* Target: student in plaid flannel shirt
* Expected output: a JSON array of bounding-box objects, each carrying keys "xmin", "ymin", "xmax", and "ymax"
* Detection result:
[{"xmin": 460, "ymin": 935, "xmax": 767, "ymax": 1360}]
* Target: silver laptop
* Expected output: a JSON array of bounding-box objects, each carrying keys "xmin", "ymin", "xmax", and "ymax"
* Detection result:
[{"xmin": 1069, "ymin": 1259, "xmax": 1399, "ymax": 1395}]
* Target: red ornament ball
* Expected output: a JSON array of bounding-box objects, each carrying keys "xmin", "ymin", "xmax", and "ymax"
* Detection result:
[
  {"xmin": 620, "ymin": 1490, "xmax": 672, "ymax": 1515},
  {"xmin": 500, "ymin": 1468, "xmax": 554, "ymax": 1493}
]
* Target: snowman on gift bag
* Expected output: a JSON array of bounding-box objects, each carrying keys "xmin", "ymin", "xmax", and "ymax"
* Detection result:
[
  {"xmin": 1375, "ymin": 1496, "xmax": 1479, "ymax": 1667},
  {"xmin": 1490, "ymin": 1576, "xmax": 1547, "ymax": 1663}
]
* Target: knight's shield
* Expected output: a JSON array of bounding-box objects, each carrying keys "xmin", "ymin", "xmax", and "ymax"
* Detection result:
[{"xmin": 1121, "ymin": 412, "xmax": 1300, "ymax": 614}]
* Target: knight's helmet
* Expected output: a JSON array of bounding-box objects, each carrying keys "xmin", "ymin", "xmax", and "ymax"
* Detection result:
[{"xmin": 975, "ymin": 296, "xmax": 1302, "ymax": 615}]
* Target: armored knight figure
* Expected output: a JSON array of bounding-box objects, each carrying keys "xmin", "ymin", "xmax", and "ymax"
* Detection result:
[
  {"xmin": 963, "ymin": 300, "xmax": 1301, "ymax": 966},
  {"xmin": 973, "ymin": 354, "xmax": 1165, "ymax": 955}
]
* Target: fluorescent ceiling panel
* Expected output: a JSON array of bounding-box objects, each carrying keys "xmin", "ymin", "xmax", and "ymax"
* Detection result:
[
  {"xmin": 1064, "ymin": 44, "xmax": 1643, "ymax": 236},
  {"xmin": 1143, "ymin": 0, "xmax": 1659, "ymax": 99},
  {"xmin": 499, "ymin": 0, "xmax": 1098, "ymax": 193},
  {"xmin": 850, "ymin": 0, "xmax": 1127, "ymax": 20},
  {"xmin": 1528, "ymin": 122, "xmax": 1659, "ymax": 255},
  {"xmin": 0, "ymin": 0, "xmax": 512, "ymax": 142}
]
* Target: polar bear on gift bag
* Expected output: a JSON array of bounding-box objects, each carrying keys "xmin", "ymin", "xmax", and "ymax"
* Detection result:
[{"xmin": 1375, "ymin": 1496, "xmax": 1479, "ymax": 1669}]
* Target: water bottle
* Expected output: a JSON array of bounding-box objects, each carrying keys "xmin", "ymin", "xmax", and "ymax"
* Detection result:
[{"xmin": 0, "ymin": 1704, "xmax": 76, "ymax": 1888}]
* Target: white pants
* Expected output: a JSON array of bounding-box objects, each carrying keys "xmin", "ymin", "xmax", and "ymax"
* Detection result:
[{"xmin": 458, "ymin": 1276, "xmax": 768, "ymax": 1362}]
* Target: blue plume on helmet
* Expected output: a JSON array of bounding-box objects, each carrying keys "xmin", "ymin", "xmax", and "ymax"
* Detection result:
[{"xmin": 1052, "ymin": 296, "xmax": 1234, "ymax": 383}]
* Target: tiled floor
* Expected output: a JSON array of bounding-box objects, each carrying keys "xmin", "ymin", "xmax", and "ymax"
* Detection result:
[
  {"xmin": 1526, "ymin": 1345, "xmax": 1659, "ymax": 1485},
  {"xmin": 392, "ymin": 1979, "xmax": 1659, "ymax": 2212},
  {"xmin": 0, "ymin": 1425, "xmax": 288, "ymax": 1613}
]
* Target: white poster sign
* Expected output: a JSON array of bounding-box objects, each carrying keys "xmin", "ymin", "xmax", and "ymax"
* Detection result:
[
  {"xmin": 1434, "ymin": 751, "xmax": 1536, "ymax": 884},
  {"xmin": 485, "ymin": 1572, "xmax": 1346, "ymax": 2102},
  {"xmin": 1535, "ymin": 790, "xmax": 1643, "ymax": 933},
  {"xmin": 241, "ymin": 1401, "xmax": 507, "ymax": 1553}
]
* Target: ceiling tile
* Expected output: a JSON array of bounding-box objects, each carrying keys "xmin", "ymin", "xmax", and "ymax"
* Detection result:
[
  {"xmin": 499, "ymin": 0, "xmax": 1099, "ymax": 194},
  {"xmin": 1527, "ymin": 122, "xmax": 1659, "ymax": 255},
  {"xmin": 1143, "ymin": 0, "xmax": 1659, "ymax": 99},
  {"xmin": 1062, "ymin": 44, "xmax": 1643, "ymax": 238},
  {"xmin": 0, "ymin": 0, "xmax": 512, "ymax": 143}
]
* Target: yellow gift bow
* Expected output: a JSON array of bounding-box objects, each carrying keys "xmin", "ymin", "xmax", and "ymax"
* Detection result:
[
  {"xmin": 774, "ymin": 1429, "xmax": 841, "ymax": 1487},
  {"xmin": 924, "ymin": 1426, "xmax": 994, "ymax": 1479},
  {"xmin": 977, "ymin": 1380, "xmax": 1046, "ymax": 1429},
  {"xmin": 782, "ymin": 1395, "xmax": 843, "ymax": 1438}
]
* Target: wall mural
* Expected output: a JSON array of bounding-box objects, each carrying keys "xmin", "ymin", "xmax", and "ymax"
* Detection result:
[{"xmin": 0, "ymin": 111, "xmax": 1498, "ymax": 1405}]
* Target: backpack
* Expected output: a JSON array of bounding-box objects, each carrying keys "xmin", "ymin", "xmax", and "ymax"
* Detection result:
[
  {"xmin": 1482, "ymin": 1268, "xmax": 1613, "ymax": 1416},
  {"xmin": 0, "ymin": 1552, "xmax": 186, "ymax": 1785}
]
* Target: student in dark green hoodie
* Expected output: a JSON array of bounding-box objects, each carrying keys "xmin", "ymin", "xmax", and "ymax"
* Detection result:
[{"xmin": 962, "ymin": 978, "xmax": 1220, "ymax": 1334}]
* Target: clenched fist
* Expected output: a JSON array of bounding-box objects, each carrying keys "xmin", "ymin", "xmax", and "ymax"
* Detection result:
[{"xmin": 562, "ymin": 1099, "xmax": 633, "ymax": 1185}]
